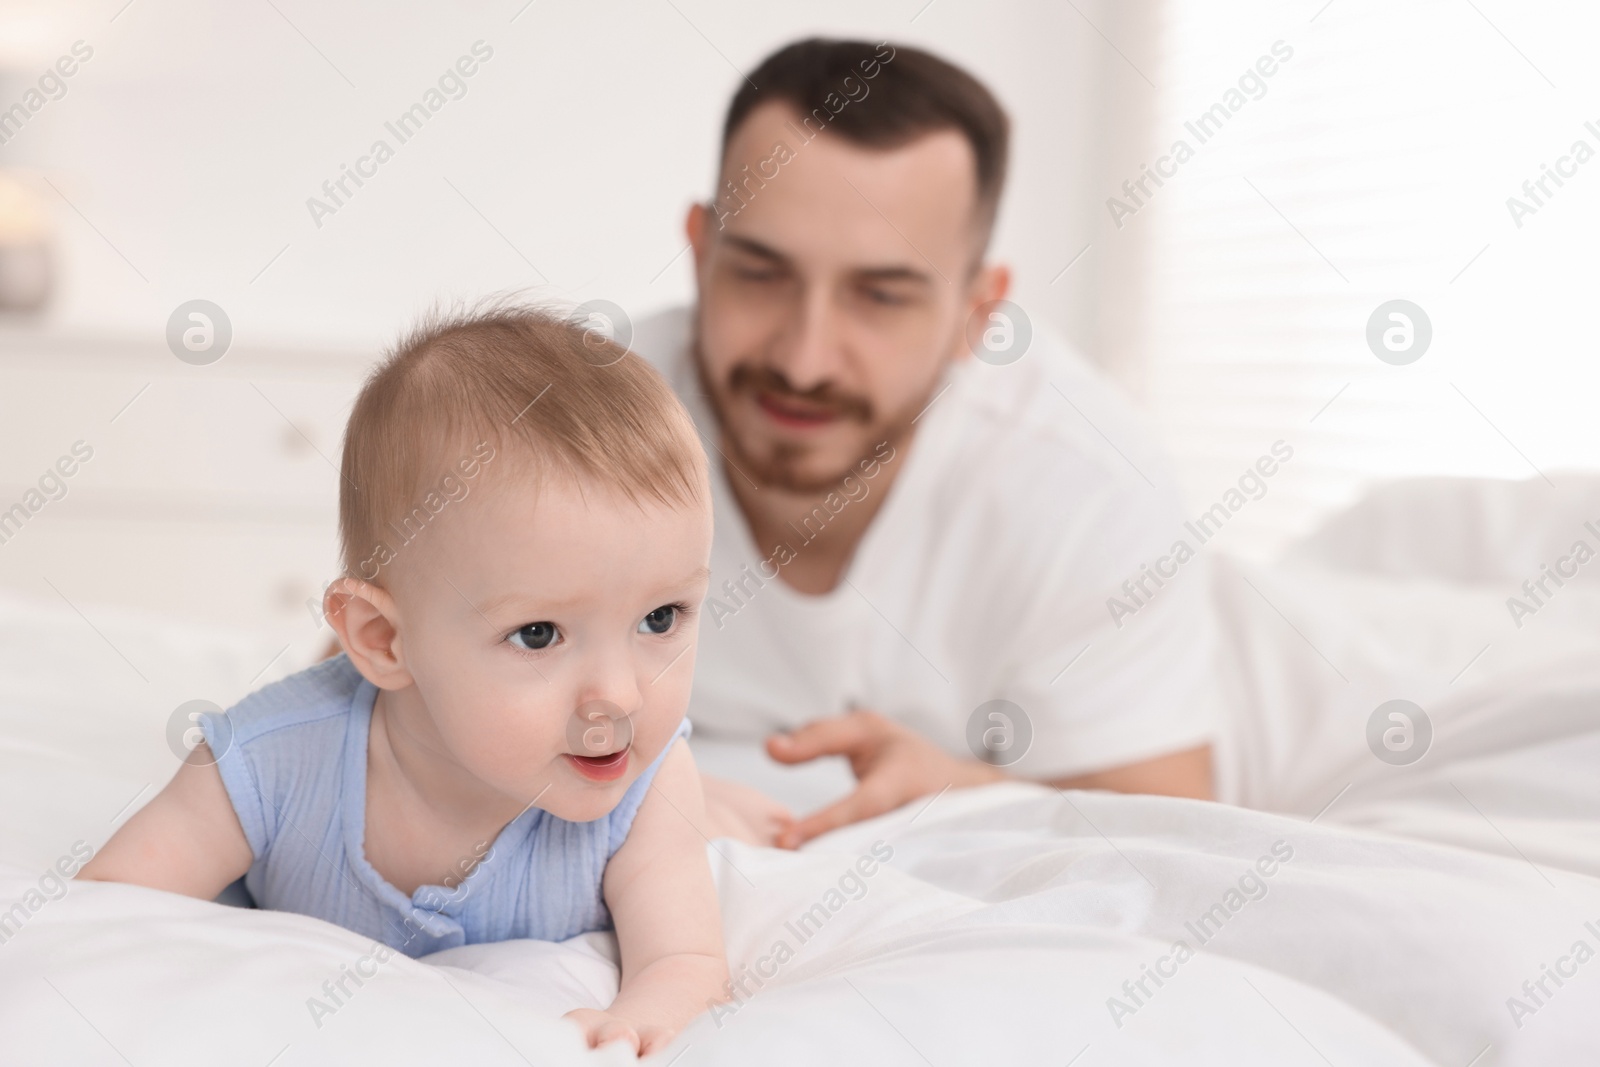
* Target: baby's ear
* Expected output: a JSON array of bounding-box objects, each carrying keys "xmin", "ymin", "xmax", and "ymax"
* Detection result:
[{"xmin": 324, "ymin": 578, "xmax": 412, "ymax": 690}]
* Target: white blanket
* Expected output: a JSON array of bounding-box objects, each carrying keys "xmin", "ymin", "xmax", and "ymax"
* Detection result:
[
  {"xmin": 2, "ymin": 786, "xmax": 1594, "ymax": 1065},
  {"xmin": 1210, "ymin": 555, "xmax": 1600, "ymax": 877}
]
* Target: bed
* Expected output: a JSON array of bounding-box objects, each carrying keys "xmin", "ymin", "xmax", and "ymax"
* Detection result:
[{"xmin": 1, "ymin": 476, "xmax": 1597, "ymax": 1065}]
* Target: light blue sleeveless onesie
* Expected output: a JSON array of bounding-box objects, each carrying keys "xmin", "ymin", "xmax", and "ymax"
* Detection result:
[{"xmin": 197, "ymin": 654, "xmax": 688, "ymax": 958}]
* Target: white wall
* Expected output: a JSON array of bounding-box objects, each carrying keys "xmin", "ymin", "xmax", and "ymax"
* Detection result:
[{"xmin": 0, "ymin": 0, "xmax": 1114, "ymax": 356}]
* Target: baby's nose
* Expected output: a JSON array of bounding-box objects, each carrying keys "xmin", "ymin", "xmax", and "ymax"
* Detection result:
[{"xmin": 567, "ymin": 698, "xmax": 634, "ymax": 755}]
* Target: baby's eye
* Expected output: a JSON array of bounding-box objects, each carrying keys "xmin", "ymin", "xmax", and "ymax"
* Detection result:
[
  {"xmin": 638, "ymin": 605, "xmax": 677, "ymax": 636},
  {"xmin": 508, "ymin": 621, "xmax": 559, "ymax": 651}
]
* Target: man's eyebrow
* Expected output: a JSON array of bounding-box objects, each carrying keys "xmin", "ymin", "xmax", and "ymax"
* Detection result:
[
  {"xmin": 722, "ymin": 235, "xmax": 789, "ymax": 263},
  {"xmin": 853, "ymin": 265, "xmax": 935, "ymax": 287},
  {"xmin": 724, "ymin": 235, "xmax": 932, "ymax": 287}
]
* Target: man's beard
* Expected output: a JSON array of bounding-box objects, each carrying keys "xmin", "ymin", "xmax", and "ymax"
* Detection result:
[{"xmin": 690, "ymin": 336, "xmax": 933, "ymax": 495}]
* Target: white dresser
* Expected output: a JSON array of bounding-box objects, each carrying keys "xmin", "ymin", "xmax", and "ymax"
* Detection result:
[{"xmin": 0, "ymin": 326, "xmax": 374, "ymax": 646}]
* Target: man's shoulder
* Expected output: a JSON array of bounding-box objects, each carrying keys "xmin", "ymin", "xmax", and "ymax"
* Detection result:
[
  {"xmin": 934, "ymin": 327, "xmax": 1179, "ymax": 518},
  {"xmin": 896, "ymin": 334, "xmax": 1194, "ymax": 613}
]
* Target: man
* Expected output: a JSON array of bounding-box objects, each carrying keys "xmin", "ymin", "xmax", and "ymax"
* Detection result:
[{"xmin": 632, "ymin": 38, "xmax": 1218, "ymax": 847}]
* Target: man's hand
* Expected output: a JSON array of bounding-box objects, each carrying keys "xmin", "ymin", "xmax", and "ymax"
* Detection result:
[
  {"xmin": 765, "ymin": 710, "xmax": 1218, "ymax": 849},
  {"xmin": 765, "ymin": 708, "xmax": 1004, "ymax": 848},
  {"xmin": 1050, "ymin": 743, "xmax": 1214, "ymax": 801}
]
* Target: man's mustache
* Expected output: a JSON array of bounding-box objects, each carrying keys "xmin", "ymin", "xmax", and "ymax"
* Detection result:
[{"xmin": 726, "ymin": 364, "xmax": 873, "ymax": 423}]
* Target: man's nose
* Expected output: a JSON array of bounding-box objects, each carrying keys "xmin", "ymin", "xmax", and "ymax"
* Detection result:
[{"xmin": 769, "ymin": 286, "xmax": 845, "ymax": 393}]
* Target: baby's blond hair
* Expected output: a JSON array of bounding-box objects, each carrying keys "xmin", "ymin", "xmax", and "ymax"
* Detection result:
[{"xmin": 338, "ymin": 301, "xmax": 706, "ymax": 582}]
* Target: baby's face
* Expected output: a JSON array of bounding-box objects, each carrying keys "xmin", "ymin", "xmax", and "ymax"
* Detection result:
[{"xmin": 387, "ymin": 462, "xmax": 711, "ymax": 823}]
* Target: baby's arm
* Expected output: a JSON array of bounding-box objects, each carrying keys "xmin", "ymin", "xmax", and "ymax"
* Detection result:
[
  {"xmin": 567, "ymin": 738, "xmax": 729, "ymax": 1055},
  {"xmin": 76, "ymin": 742, "xmax": 253, "ymax": 899}
]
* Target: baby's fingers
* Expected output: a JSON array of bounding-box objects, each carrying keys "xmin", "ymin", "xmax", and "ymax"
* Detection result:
[
  {"xmin": 563, "ymin": 1009, "xmax": 640, "ymax": 1053},
  {"xmin": 636, "ymin": 1024, "xmax": 678, "ymax": 1057},
  {"xmin": 593, "ymin": 1018, "xmax": 640, "ymax": 1052}
]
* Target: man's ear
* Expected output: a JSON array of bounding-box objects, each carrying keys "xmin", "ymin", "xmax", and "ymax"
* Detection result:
[
  {"xmin": 972, "ymin": 261, "xmax": 1011, "ymax": 308},
  {"xmin": 324, "ymin": 578, "xmax": 412, "ymax": 691},
  {"xmin": 685, "ymin": 201, "xmax": 712, "ymax": 276},
  {"xmin": 951, "ymin": 261, "xmax": 1013, "ymax": 363}
]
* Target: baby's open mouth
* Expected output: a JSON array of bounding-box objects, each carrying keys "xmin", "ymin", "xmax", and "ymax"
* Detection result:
[{"xmin": 564, "ymin": 747, "xmax": 631, "ymax": 782}]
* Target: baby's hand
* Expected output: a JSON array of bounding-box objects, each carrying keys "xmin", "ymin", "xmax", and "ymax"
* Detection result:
[
  {"xmin": 700, "ymin": 774, "xmax": 793, "ymax": 846},
  {"xmin": 564, "ymin": 1007, "xmax": 677, "ymax": 1057}
]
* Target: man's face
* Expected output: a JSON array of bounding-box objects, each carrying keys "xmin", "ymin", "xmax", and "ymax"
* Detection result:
[{"xmin": 688, "ymin": 102, "xmax": 1005, "ymax": 493}]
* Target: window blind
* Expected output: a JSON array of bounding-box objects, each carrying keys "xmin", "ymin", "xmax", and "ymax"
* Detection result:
[{"xmin": 1125, "ymin": 0, "xmax": 1599, "ymax": 559}]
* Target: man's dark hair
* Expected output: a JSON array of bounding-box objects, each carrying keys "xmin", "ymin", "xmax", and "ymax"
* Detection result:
[{"xmin": 721, "ymin": 38, "xmax": 1010, "ymax": 243}]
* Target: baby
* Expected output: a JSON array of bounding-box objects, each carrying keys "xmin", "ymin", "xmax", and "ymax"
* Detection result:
[{"xmin": 79, "ymin": 305, "xmax": 728, "ymax": 1054}]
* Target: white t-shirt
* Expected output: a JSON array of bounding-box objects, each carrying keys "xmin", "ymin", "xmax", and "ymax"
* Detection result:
[{"xmin": 633, "ymin": 306, "xmax": 1219, "ymax": 780}]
